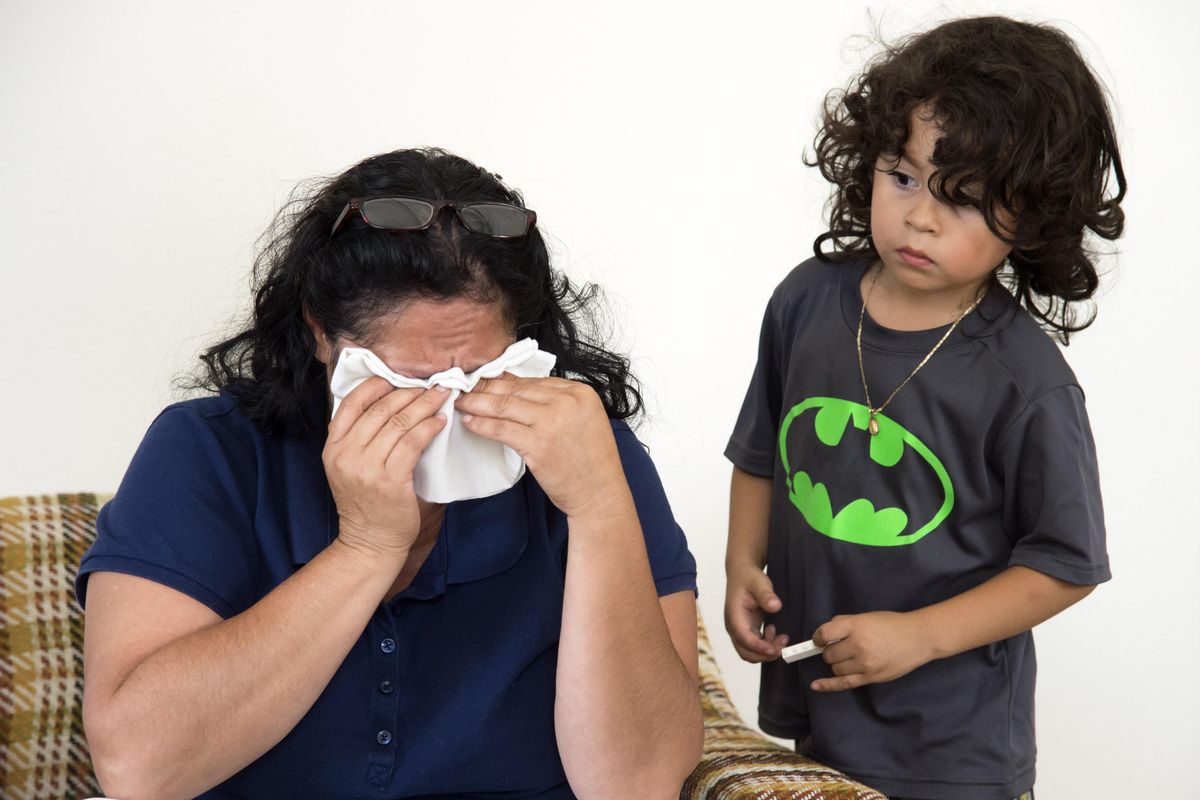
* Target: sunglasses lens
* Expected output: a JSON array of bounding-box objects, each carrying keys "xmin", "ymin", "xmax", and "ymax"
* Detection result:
[
  {"xmin": 361, "ymin": 198, "xmax": 434, "ymax": 230},
  {"xmin": 459, "ymin": 203, "xmax": 531, "ymax": 237}
]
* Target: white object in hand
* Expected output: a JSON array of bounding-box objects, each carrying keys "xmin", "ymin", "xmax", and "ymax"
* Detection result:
[{"xmin": 781, "ymin": 639, "xmax": 825, "ymax": 663}]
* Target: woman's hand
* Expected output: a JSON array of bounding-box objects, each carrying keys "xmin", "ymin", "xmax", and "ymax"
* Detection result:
[
  {"xmin": 323, "ymin": 377, "xmax": 448, "ymax": 562},
  {"xmin": 809, "ymin": 611, "xmax": 935, "ymax": 692},
  {"xmin": 454, "ymin": 374, "xmax": 628, "ymax": 519}
]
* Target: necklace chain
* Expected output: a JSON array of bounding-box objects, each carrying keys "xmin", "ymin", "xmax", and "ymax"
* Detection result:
[{"xmin": 857, "ymin": 266, "xmax": 984, "ymax": 435}]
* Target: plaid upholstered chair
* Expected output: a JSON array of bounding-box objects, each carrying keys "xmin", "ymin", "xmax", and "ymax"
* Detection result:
[{"xmin": 0, "ymin": 493, "xmax": 885, "ymax": 800}]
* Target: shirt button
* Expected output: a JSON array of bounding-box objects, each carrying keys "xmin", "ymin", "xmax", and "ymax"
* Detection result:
[
  {"xmin": 380, "ymin": 638, "xmax": 396, "ymax": 654},
  {"xmin": 377, "ymin": 730, "xmax": 393, "ymax": 745},
  {"xmin": 379, "ymin": 680, "xmax": 394, "ymax": 695}
]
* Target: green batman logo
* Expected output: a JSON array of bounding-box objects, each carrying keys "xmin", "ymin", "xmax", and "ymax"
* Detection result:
[{"xmin": 778, "ymin": 397, "xmax": 953, "ymax": 547}]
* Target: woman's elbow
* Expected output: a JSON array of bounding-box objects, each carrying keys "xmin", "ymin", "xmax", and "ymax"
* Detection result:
[
  {"xmin": 85, "ymin": 703, "xmax": 184, "ymax": 800},
  {"xmin": 671, "ymin": 703, "xmax": 706, "ymax": 790},
  {"xmin": 617, "ymin": 709, "xmax": 705, "ymax": 799}
]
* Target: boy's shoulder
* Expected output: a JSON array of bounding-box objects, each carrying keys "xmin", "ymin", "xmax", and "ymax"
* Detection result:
[
  {"xmin": 762, "ymin": 256, "xmax": 862, "ymax": 330},
  {"xmin": 978, "ymin": 293, "xmax": 1083, "ymax": 401},
  {"xmin": 771, "ymin": 255, "xmax": 854, "ymax": 301}
]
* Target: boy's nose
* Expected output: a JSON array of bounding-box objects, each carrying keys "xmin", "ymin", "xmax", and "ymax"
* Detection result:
[{"xmin": 904, "ymin": 194, "xmax": 940, "ymax": 234}]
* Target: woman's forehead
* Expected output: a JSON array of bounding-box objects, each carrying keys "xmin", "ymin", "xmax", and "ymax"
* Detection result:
[{"xmin": 360, "ymin": 297, "xmax": 514, "ymax": 377}]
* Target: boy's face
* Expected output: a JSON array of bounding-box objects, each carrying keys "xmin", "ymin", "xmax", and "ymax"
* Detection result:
[{"xmin": 869, "ymin": 110, "xmax": 1012, "ymax": 307}]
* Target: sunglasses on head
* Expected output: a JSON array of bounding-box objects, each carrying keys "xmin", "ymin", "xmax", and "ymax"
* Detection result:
[{"xmin": 329, "ymin": 197, "xmax": 537, "ymax": 239}]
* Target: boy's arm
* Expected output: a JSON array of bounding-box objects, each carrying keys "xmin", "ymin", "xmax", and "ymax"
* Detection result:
[
  {"xmin": 810, "ymin": 565, "xmax": 1096, "ymax": 692},
  {"xmin": 725, "ymin": 466, "xmax": 790, "ymax": 661}
]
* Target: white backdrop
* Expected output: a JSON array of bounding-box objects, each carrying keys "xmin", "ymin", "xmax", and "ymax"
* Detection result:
[{"xmin": 3, "ymin": 1, "xmax": 1197, "ymax": 796}]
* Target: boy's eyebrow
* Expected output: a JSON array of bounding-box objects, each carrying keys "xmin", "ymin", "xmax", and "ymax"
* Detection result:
[{"xmin": 898, "ymin": 146, "xmax": 929, "ymax": 169}]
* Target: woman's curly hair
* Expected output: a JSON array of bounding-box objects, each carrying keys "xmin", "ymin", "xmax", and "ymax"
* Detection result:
[
  {"xmin": 190, "ymin": 148, "xmax": 642, "ymax": 434},
  {"xmin": 810, "ymin": 16, "xmax": 1126, "ymax": 342}
]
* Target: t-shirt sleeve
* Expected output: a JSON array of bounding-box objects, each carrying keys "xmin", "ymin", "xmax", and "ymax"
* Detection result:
[
  {"xmin": 998, "ymin": 384, "xmax": 1111, "ymax": 585},
  {"xmin": 75, "ymin": 405, "xmax": 260, "ymax": 618},
  {"xmin": 725, "ymin": 295, "xmax": 783, "ymax": 477},
  {"xmin": 612, "ymin": 423, "xmax": 698, "ymax": 598}
]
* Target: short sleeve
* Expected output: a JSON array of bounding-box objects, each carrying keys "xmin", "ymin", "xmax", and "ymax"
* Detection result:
[
  {"xmin": 998, "ymin": 384, "xmax": 1110, "ymax": 585},
  {"xmin": 725, "ymin": 295, "xmax": 783, "ymax": 477},
  {"xmin": 75, "ymin": 404, "xmax": 260, "ymax": 618},
  {"xmin": 611, "ymin": 422, "xmax": 698, "ymax": 598}
]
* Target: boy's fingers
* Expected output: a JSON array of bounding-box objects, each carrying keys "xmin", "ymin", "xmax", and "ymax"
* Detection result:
[
  {"xmin": 731, "ymin": 621, "xmax": 777, "ymax": 656},
  {"xmin": 734, "ymin": 640, "xmax": 780, "ymax": 663},
  {"xmin": 752, "ymin": 576, "xmax": 782, "ymax": 612},
  {"xmin": 811, "ymin": 673, "xmax": 868, "ymax": 692},
  {"xmin": 733, "ymin": 643, "xmax": 770, "ymax": 663},
  {"xmin": 812, "ymin": 619, "xmax": 850, "ymax": 648}
]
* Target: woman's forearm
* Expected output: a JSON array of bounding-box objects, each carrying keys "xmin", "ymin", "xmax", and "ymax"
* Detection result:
[
  {"xmin": 86, "ymin": 539, "xmax": 402, "ymax": 800},
  {"xmin": 554, "ymin": 490, "xmax": 703, "ymax": 800}
]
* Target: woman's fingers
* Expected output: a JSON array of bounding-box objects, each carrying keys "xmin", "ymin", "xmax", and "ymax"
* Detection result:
[
  {"xmin": 472, "ymin": 373, "xmax": 570, "ymax": 401},
  {"xmin": 328, "ymin": 377, "xmax": 399, "ymax": 441},
  {"xmin": 453, "ymin": 387, "xmax": 545, "ymax": 426},
  {"xmin": 384, "ymin": 413, "xmax": 448, "ymax": 475},
  {"xmin": 460, "ymin": 373, "xmax": 622, "ymax": 518},
  {"xmin": 459, "ymin": 414, "xmax": 535, "ymax": 456},
  {"xmin": 360, "ymin": 386, "xmax": 450, "ymax": 464}
]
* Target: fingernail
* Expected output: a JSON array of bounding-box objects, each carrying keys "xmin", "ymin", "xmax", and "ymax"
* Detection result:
[
  {"xmin": 461, "ymin": 413, "xmax": 474, "ymax": 422},
  {"xmin": 434, "ymin": 386, "xmax": 450, "ymax": 393}
]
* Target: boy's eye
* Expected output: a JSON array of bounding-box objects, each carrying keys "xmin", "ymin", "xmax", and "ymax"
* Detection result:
[{"xmin": 888, "ymin": 170, "xmax": 918, "ymax": 189}]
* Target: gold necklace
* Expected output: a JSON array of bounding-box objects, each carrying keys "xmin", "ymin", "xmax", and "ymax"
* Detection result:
[{"xmin": 857, "ymin": 267, "xmax": 984, "ymax": 436}]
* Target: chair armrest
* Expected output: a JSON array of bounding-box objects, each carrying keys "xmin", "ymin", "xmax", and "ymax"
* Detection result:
[{"xmin": 686, "ymin": 614, "xmax": 886, "ymax": 800}]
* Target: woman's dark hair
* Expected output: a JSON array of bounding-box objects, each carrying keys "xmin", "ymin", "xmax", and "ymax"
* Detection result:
[
  {"xmin": 192, "ymin": 148, "xmax": 642, "ymax": 434},
  {"xmin": 810, "ymin": 16, "xmax": 1126, "ymax": 342}
]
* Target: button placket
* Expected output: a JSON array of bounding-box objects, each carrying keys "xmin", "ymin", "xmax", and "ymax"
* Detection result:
[{"xmin": 364, "ymin": 609, "xmax": 401, "ymax": 788}]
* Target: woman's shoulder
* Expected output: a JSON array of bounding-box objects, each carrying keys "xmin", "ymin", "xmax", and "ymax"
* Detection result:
[
  {"xmin": 606, "ymin": 419, "xmax": 669, "ymax": 492},
  {"xmin": 159, "ymin": 388, "xmax": 244, "ymax": 422},
  {"xmin": 138, "ymin": 389, "xmax": 268, "ymax": 466}
]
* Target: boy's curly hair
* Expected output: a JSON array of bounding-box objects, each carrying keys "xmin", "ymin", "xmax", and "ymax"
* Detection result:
[{"xmin": 810, "ymin": 16, "xmax": 1126, "ymax": 342}]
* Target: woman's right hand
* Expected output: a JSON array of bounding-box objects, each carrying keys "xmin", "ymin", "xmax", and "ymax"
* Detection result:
[
  {"xmin": 724, "ymin": 561, "xmax": 788, "ymax": 663},
  {"xmin": 322, "ymin": 377, "xmax": 449, "ymax": 563}
]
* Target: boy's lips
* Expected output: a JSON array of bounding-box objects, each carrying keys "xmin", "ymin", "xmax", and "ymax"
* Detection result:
[{"xmin": 897, "ymin": 247, "xmax": 934, "ymax": 267}]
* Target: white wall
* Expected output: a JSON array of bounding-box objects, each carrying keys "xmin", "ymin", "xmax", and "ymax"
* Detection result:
[{"xmin": 3, "ymin": 1, "xmax": 1196, "ymax": 795}]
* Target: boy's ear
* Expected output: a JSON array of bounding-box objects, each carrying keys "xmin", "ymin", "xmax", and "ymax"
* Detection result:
[{"xmin": 303, "ymin": 307, "xmax": 334, "ymax": 365}]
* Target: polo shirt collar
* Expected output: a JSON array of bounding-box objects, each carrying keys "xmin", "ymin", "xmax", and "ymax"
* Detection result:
[{"xmin": 395, "ymin": 481, "xmax": 532, "ymax": 602}]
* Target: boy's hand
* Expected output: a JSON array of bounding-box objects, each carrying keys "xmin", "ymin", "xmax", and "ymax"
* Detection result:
[
  {"xmin": 809, "ymin": 611, "xmax": 935, "ymax": 691},
  {"xmin": 724, "ymin": 562, "xmax": 789, "ymax": 662}
]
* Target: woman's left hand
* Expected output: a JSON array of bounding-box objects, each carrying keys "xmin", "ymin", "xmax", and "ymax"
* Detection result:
[{"xmin": 455, "ymin": 374, "xmax": 630, "ymax": 518}]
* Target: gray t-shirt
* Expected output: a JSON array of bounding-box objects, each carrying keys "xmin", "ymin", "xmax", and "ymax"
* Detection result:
[{"xmin": 726, "ymin": 257, "xmax": 1110, "ymax": 800}]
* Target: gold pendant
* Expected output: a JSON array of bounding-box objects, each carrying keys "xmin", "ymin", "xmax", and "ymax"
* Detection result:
[{"xmin": 868, "ymin": 412, "xmax": 879, "ymax": 436}]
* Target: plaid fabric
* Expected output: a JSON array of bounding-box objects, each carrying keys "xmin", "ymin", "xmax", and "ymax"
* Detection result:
[
  {"xmin": 0, "ymin": 493, "xmax": 105, "ymax": 800},
  {"xmin": 683, "ymin": 617, "xmax": 887, "ymax": 800},
  {"xmin": 0, "ymin": 492, "xmax": 881, "ymax": 800}
]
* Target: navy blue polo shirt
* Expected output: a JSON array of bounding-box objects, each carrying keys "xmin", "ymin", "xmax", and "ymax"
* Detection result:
[{"xmin": 76, "ymin": 389, "xmax": 697, "ymax": 799}]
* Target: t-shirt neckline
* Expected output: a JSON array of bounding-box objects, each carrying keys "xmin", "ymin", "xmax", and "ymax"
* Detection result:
[{"xmin": 838, "ymin": 259, "xmax": 1014, "ymax": 355}]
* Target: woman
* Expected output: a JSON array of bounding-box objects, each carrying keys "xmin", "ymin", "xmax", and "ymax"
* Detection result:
[{"xmin": 76, "ymin": 149, "xmax": 703, "ymax": 799}]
